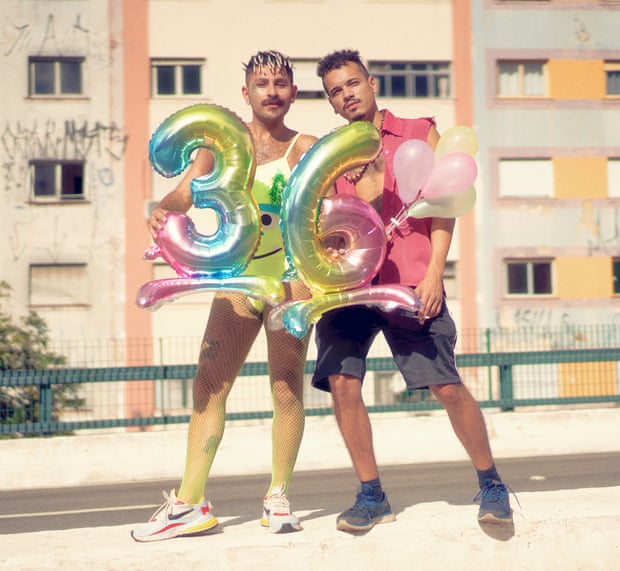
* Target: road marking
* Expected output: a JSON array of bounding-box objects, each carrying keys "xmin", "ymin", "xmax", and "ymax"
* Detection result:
[{"xmin": 0, "ymin": 504, "xmax": 158, "ymax": 519}]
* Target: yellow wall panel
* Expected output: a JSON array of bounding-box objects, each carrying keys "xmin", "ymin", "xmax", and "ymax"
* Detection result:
[
  {"xmin": 548, "ymin": 60, "xmax": 605, "ymax": 99},
  {"xmin": 555, "ymin": 256, "xmax": 613, "ymax": 299},
  {"xmin": 559, "ymin": 361, "xmax": 617, "ymax": 397},
  {"xmin": 553, "ymin": 157, "xmax": 607, "ymax": 199}
]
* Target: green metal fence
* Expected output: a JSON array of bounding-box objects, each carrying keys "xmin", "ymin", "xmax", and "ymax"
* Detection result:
[{"xmin": 2, "ymin": 346, "xmax": 619, "ymax": 436}]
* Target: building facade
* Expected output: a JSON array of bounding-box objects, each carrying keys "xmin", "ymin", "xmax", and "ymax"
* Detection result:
[{"xmin": 1, "ymin": 1, "xmax": 618, "ymax": 408}]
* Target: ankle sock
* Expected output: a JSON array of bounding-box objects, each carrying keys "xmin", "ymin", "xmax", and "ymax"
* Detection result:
[
  {"xmin": 362, "ymin": 477, "xmax": 384, "ymax": 500},
  {"xmin": 477, "ymin": 465, "xmax": 501, "ymax": 489}
]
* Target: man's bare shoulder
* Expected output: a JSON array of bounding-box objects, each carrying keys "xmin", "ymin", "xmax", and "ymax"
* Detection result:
[
  {"xmin": 288, "ymin": 133, "xmax": 318, "ymax": 165},
  {"xmin": 298, "ymin": 132, "xmax": 319, "ymax": 151}
]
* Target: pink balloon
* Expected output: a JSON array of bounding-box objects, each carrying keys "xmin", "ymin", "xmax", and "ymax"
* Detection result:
[
  {"xmin": 421, "ymin": 152, "xmax": 478, "ymax": 200},
  {"xmin": 393, "ymin": 139, "xmax": 435, "ymax": 204}
]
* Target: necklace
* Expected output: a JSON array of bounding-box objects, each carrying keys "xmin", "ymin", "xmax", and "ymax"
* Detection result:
[{"xmin": 343, "ymin": 112, "xmax": 385, "ymax": 185}]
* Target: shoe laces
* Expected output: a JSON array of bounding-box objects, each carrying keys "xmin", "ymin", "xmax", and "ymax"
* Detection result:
[
  {"xmin": 474, "ymin": 479, "xmax": 521, "ymax": 509},
  {"xmin": 266, "ymin": 489, "xmax": 291, "ymax": 513},
  {"xmin": 352, "ymin": 490, "xmax": 382, "ymax": 514},
  {"xmin": 148, "ymin": 489, "xmax": 179, "ymax": 521}
]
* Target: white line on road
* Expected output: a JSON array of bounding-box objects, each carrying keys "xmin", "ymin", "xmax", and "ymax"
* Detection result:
[{"xmin": 0, "ymin": 504, "xmax": 158, "ymax": 519}]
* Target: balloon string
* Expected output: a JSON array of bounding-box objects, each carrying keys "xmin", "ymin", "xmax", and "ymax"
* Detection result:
[{"xmin": 385, "ymin": 189, "xmax": 423, "ymax": 238}]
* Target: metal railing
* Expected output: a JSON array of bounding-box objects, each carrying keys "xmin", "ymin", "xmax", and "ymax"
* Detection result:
[{"xmin": 2, "ymin": 347, "xmax": 619, "ymax": 436}]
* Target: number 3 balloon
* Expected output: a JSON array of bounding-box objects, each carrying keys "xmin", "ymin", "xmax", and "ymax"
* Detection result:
[{"xmin": 136, "ymin": 104, "xmax": 284, "ymax": 310}]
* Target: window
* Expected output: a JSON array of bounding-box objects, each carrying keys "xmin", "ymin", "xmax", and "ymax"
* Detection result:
[
  {"xmin": 606, "ymin": 62, "xmax": 620, "ymax": 96},
  {"xmin": 29, "ymin": 57, "xmax": 83, "ymax": 96},
  {"xmin": 292, "ymin": 59, "xmax": 325, "ymax": 99},
  {"xmin": 29, "ymin": 264, "xmax": 89, "ymax": 306},
  {"xmin": 31, "ymin": 160, "xmax": 85, "ymax": 201},
  {"xmin": 498, "ymin": 159, "xmax": 553, "ymax": 198},
  {"xmin": 369, "ymin": 62, "xmax": 451, "ymax": 98},
  {"xmin": 443, "ymin": 261, "xmax": 458, "ymax": 299},
  {"xmin": 505, "ymin": 259, "xmax": 553, "ymax": 296},
  {"xmin": 608, "ymin": 158, "xmax": 620, "ymax": 198},
  {"xmin": 497, "ymin": 60, "xmax": 546, "ymax": 97},
  {"xmin": 614, "ymin": 259, "xmax": 620, "ymax": 295},
  {"xmin": 151, "ymin": 59, "xmax": 204, "ymax": 97}
]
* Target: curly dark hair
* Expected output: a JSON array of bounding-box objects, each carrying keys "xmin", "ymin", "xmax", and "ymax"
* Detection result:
[{"xmin": 316, "ymin": 49, "xmax": 369, "ymax": 81}]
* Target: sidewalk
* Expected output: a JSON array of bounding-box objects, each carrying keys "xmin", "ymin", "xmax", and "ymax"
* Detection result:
[
  {"xmin": 2, "ymin": 486, "xmax": 619, "ymax": 570},
  {"xmin": 1, "ymin": 407, "xmax": 620, "ymax": 570}
]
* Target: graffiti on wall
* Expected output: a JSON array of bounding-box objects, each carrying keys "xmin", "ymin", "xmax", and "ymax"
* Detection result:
[
  {"xmin": 5, "ymin": 13, "xmax": 94, "ymax": 57},
  {"xmin": 1, "ymin": 120, "xmax": 128, "ymax": 196},
  {"xmin": 2, "ymin": 120, "xmax": 128, "ymax": 162}
]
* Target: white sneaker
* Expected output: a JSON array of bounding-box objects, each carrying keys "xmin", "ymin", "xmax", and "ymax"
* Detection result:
[
  {"xmin": 130, "ymin": 489, "xmax": 218, "ymax": 542},
  {"xmin": 260, "ymin": 486, "xmax": 302, "ymax": 533}
]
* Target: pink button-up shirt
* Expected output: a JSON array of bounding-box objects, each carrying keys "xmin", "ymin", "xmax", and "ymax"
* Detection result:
[{"xmin": 334, "ymin": 109, "xmax": 436, "ymax": 286}]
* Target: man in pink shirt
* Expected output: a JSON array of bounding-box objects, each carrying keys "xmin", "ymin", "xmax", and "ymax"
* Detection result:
[{"xmin": 313, "ymin": 49, "xmax": 512, "ymax": 533}]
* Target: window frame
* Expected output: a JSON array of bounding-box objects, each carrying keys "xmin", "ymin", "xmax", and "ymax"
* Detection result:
[
  {"xmin": 291, "ymin": 59, "xmax": 325, "ymax": 99},
  {"xmin": 151, "ymin": 58, "xmax": 205, "ymax": 98},
  {"xmin": 29, "ymin": 263, "xmax": 90, "ymax": 307},
  {"xmin": 443, "ymin": 260, "xmax": 458, "ymax": 299},
  {"xmin": 368, "ymin": 61, "xmax": 452, "ymax": 99},
  {"xmin": 498, "ymin": 158, "xmax": 554, "ymax": 199},
  {"xmin": 604, "ymin": 61, "xmax": 620, "ymax": 98},
  {"xmin": 30, "ymin": 160, "xmax": 86, "ymax": 203},
  {"xmin": 28, "ymin": 56, "xmax": 85, "ymax": 97},
  {"xmin": 504, "ymin": 259, "xmax": 554, "ymax": 297},
  {"xmin": 608, "ymin": 157, "xmax": 620, "ymax": 198},
  {"xmin": 496, "ymin": 59, "xmax": 548, "ymax": 99}
]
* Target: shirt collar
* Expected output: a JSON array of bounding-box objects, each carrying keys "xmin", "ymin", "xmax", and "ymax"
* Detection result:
[{"xmin": 380, "ymin": 108, "xmax": 402, "ymax": 138}]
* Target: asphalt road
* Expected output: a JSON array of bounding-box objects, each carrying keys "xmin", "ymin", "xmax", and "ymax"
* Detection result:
[{"xmin": 2, "ymin": 451, "xmax": 619, "ymax": 535}]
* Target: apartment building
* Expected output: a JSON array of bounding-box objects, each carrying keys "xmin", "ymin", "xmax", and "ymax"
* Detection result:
[
  {"xmin": 472, "ymin": 0, "xmax": 620, "ymax": 397},
  {"xmin": 1, "ymin": 0, "xmax": 618, "ymax": 410}
]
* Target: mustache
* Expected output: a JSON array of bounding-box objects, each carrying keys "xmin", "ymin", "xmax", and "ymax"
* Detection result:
[{"xmin": 263, "ymin": 98, "xmax": 284, "ymax": 106}]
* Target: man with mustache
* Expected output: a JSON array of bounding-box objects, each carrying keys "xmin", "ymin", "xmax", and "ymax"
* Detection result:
[
  {"xmin": 132, "ymin": 50, "xmax": 316, "ymax": 542},
  {"xmin": 312, "ymin": 49, "xmax": 512, "ymax": 533}
]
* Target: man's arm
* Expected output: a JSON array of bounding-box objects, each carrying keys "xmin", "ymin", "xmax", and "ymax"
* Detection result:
[
  {"xmin": 414, "ymin": 217, "xmax": 455, "ymax": 319},
  {"xmin": 148, "ymin": 149, "xmax": 214, "ymax": 239},
  {"xmin": 411, "ymin": 122, "xmax": 454, "ymax": 319}
]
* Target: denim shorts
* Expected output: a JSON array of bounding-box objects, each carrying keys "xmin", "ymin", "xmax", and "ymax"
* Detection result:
[{"xmin": 311, "ymin": 296, "xmax": 462, "ymax": 393}]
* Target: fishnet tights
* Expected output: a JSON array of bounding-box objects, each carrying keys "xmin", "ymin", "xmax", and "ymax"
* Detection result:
[{"xmin": 178, "ymin": 283, "xmax": 310, "ymax": 505}]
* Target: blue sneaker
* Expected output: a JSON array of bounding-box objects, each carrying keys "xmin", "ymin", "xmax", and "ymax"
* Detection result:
[
  {"xmin": 336, "ymin": 483, "xmax": 396, "ymax": 533},
  {"xmin": 474, "ymin": 479, "xmax": 513, "ymax": 523}
]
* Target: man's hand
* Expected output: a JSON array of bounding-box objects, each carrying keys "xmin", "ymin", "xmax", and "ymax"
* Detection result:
[
  {"xmin": 413, "ymin": 271, "xmax": 444, "ymax": 324},
  {"xmin": 148, "ymin": 207, "xmax": 169, "ymax": 240}
]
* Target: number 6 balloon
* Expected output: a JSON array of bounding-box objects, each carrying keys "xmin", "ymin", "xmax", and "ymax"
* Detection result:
[
  {"xmin": 270, "ymin": 121, "xmax": 423, "ymax": 337},
  {"xmin": 281, "ymin": 121, "xmax": 384, "ymax": 294}
]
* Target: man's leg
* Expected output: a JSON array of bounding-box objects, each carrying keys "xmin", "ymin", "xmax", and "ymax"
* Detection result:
[
  {"xmin": 431, "ymin": 382, "xmax": 513, "ymax": 522},
  {"xmin": 329, "ymin": 373, "xmax": 379, "ymax": 481},
  {"xmin": 329, "ymin": 374, "xmax": 395, "ymax": 532},
  {"xmin": 430, "ymin": 383, "xmax": 494, "ymax": 470}
]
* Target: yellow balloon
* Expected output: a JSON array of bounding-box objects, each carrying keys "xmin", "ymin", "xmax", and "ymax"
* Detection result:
[
  {"xmin": 435, "ymin": 125, "xmax": 478, "ymax": 159},
  {"xmin": 407, "ymin": 187, "xmax": 476, "ymax": 219}
]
